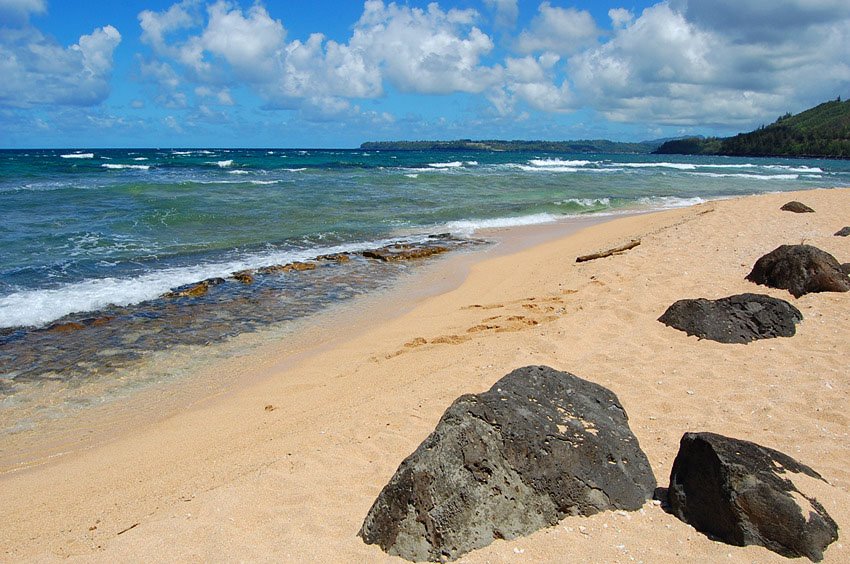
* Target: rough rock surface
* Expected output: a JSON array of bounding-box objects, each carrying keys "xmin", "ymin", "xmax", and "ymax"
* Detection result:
[
  {"xmin": 668, "ymin": 432, "xmax": 839, "ymax": 561},
  {"xmin": 780, "ymin": 201, "xmax": 815, "ymax": 213},
  {"xmin": 835, "ymin": 226, "xmax": 850, "ymax": 237},
  {"xmin": 658, "ymin": 293, "xmax": 802, "ymax": 343},
  {"xmin": 746, "ymin": 244, "xmax": 850, "ymax": 297},
  {"xmin": 362, "ymin": 243, "xmax": 449, "ymax": 262},
  {"xmin": 359, "ymin": 365, "xmax": 656, "ymax": 562}
]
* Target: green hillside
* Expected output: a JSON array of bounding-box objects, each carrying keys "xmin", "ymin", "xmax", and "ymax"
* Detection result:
[{"xmin": 655, "ymin": 98, "xmax": 850, "ymax": 158}]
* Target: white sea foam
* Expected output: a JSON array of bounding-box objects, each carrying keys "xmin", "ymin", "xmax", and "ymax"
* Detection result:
[
  {"xmin": 428, "ymin": 161, "xmax": 463, "ymax": 168},
  {"xmin": 60, "ymin": 153, "xmax": 94, "ymax": 159},
  {"xmin": 249, "ymin": 180, "xmax": 281, "ymax": 185},
  {"xmin": 556, "ymin": 197, "xmax": 611, "ymax": 207},
  {"xmin": 133, "ymin": 157, "xmax": 148, "ymax": 161},
  {"xmin": 528, "ymin": 158, "xmax": 593, "ymax": 167},
  {"xmin": 620, "ymin": 162, "xmax": 697, "ymax": 170},
  {"xmin": 101, "ymin": 163, "xmax": 150, "ymax": 171},
  {"xmin": 404, "ymin": 174, "xmax": 419, "ymax": 179},
  {"xmin": 228, "ymin": 169, "xmax": 249, "ymax": 175},
  {"xmin": 285, "ymin": 168, "xmax": 307, "ymax": 172},
  {"xmin": 689, "ymin": 172, "xmax": 799, "ymax": 180},
  {"xmin": 442, "ymin": 213, "xmax": 559, "ymax": 236},
  {"xmin": 765, "ymin": 165, "xmax": 824, "ymax": 173},
  {"xmin": 213, "ymin": 159, "xmax": 234, "ymax": 168},
  {"xmin": 0, "ymin": 239, "xmax": 426, "ymax": 329},
  {"xmin": 637, "ymin": 196, "xmax": 706, "ymax": 209},
  {"xmin": 465, "ymin": 161, "xmax": 479, "ymax": 166},
  {"xmin": 513, "ymin": 164, "xmax": 581, "ymax": 173}
]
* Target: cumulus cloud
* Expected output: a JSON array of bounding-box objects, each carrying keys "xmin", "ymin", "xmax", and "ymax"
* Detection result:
[
  {"xmin": 568, "ymin": 1, "xmax": 850, "ymax": 126},
  {"xmin": 138, "ymin": 0, "xmax": 500, "ymax": 116},
  {"xmin": 608, "ymin": 8, "xmax": 633, "ymax": 29},
  {"xmin": 516, "ymin": 2, "xmax": 599, "ymax": 55},
  {"xmin": 350, "ymin": 0, "xmax": 499, "ymax": 94},
  {"xmin": 0, "ymin": 22, "xmax": 121, "ymax": 108}
]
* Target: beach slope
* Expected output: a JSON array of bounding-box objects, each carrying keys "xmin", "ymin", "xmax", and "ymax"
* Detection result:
[{"xmin": 2, "ymin": 188, "xmax": 849, "ymax": 562}]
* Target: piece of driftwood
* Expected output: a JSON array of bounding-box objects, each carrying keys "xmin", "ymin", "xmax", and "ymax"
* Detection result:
[{"xmin": 576, "ymin": 239, "xmax": 641, "ymax": 263}]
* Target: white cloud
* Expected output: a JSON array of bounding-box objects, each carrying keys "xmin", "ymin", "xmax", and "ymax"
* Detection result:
[
  {"xmin": 350, "ymin": 0, "xmax": 500, "ymax": 94},
  {"xmin": 0, "ymin": 23, "xmax": 121, "ymax": 108},
  {"xmin": 138, "ymin": 0, "xmax": 501, "ymax": 116},
  {"xmin": 516, "ymin": 2, "xmax": 599, "ymax": 55},
  {"xmin": 608, "ymin": 8, "xmax": 633, "ymax": 29},
  {"xmin": 567, "ymin": 2, "xmax": 850, "ymax": 126},
  {"xmin": 484, "ymin": 0, "xmax": 518, "ymax": 29},
  {"xmin": 0, "ymin": 0, "xmax": 45, "ymax": 22},
  {"xmin": 200, "ymin": 1, "xmax": 285, "ymax": 80}
]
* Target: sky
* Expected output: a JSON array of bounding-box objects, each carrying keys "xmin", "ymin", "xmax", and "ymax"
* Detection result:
[{"xmin": 1, "ymin": 0, "xmax": 849, "ymax": 148}]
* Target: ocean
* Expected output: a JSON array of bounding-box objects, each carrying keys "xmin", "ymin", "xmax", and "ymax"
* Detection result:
[{"xmin": 1, "ymin": 148, "xmax": 848, "ymax": 431}]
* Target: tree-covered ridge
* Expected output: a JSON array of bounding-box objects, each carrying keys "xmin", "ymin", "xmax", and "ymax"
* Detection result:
[
  {"xmin": 360, "ymin": 139, "xmax": 662, "ymax": 154},
  {"xmin": 655, "ymin": 98, "xmax": 850, "ymax": 158}
]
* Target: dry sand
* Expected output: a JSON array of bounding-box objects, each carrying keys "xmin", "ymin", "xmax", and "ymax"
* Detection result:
[{"xmin": 1, "ymin": 188, "xmax": 849, "ymax": 562}]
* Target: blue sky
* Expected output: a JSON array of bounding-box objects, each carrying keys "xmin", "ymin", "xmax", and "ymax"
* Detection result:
[{"xmin": 1, "ymin": 0, "xmax": 849, "ymax": 148}]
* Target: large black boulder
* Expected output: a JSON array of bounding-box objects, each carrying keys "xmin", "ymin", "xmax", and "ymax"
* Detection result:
[
  {"xmin": 658, "ymin": 293, "xmax": 802, "ymax": 343},
  {"xmin": 359, "ymin": 366, "xmax": 656, "ymax": 561},
  {"xmin": 668, "ymin": 432, "xmax": 839, "ymax": 561},
  {"xmin": 746, "ymin": 244, "xmax": 850, "ymax": 298}
]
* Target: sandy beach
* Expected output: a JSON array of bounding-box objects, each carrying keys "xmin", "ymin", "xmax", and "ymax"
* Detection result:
[{"xmin": 2, "ymin": 187, "xmax": 849, "ymax": 562}]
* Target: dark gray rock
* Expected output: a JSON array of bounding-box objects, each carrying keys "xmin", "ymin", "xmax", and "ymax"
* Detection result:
[
  {"xmin": 835, "ymin": 226, "xmax": 850, "ymax": 237},
  {"xmin": 842, "ymin": 263, "xmax": 850, "ymax": 276},
  {"xmin": 746, "ymin": 244, "xmax": 850, "ymax": 298},
  {"xmin": 781, "ymin": 201, "xmax": 815, "ymax": 213},
  {"xmin": 359, "ymin": 366, "xmax": 656, "ymax": 561},
  {"xmin": 658, "ymin": 293, "xmax": 802, "ymax": 343},
  {"xmin": 668, "ymin": 432, "xmax": 838, "ymax": 561}
]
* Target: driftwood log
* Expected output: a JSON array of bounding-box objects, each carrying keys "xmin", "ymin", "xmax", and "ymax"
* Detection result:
[{"xmin": 576, "ymin": 239, "xmax": 640, "ymax": 263}]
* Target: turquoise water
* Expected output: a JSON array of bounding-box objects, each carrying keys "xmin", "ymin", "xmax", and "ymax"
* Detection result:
[{"xmin": 0, "ymin": 148, "xmax": 848, "ymax": 391}]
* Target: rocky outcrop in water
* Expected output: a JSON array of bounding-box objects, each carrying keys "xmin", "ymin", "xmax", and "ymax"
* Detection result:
[
  {"xmin": 257, "ymin": 261, "xmax": 317, "ymax": 274},
  {"xmin": 658, "ymin": 293, "xmax": 802, "ymax": 343},
  {"xmin": 163, "ymin": 277, "xmax": 225, "ymax": 298},
  {"xmin": 746, "ymin": 244, "xmax": 850, "ymax": 297},
  {"xmin": 359, "ymin": 365, "xmax": 656, "ymax": 562},
  {"xmin": 362, "ymin": 243, "xmax": 449, "ymax": 262},
  {"xmin": 668, "ymin": 432, "xmax": 839, "ymax": 562},
  {"xmin": 780, "ymin": 201, "xmax": 815, "ymax": 213}
]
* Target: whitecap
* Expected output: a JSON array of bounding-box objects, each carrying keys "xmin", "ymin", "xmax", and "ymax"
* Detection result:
[
  {"xmin": 60, "ymin": 153, "xmax": 94, "ymax": 159},
  {"xmin": 620, "ymin": 162, "xmax": 697, "ymax": 170},
  {"xmin": 228, "ymin": 169, "xmax": 249, "ymax": 175},
  {"xmin": 555, "ymin": 197, "xmax": 611, "ymax": 207},
  {"xmin": 404, "ymin": 174, "xmax": 419, "ymax": 179},
  {"xmin": 428, "ymin": 161, "xmax": 463, "ymax": 168},
  {"xmin": 101, "ymin": 163, "xmax": 150, "ymax": 171},
  {"xmin": 528, "ymin": 158, "xmax": 593, "ymax": 167}
]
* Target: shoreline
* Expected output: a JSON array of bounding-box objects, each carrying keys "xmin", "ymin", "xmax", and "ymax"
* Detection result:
[
  {"xmin": 0, "ymin": 212, "xmax": 621, "ymax": 474},
  {"xmin": 2, "ymin": 188, "xmax": 849, "ymax": 562}
]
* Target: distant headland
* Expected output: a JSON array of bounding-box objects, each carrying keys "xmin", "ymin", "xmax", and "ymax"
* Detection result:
[
  {"xmin": 359, "ymin": 139, "xmax": 663, "ymax": 154},
  {"xmin": 363, "ymin": 98, "xmax": 850, "ymax": 159},
  {"xmin": 654, "ymin": 98, "xmax": 850, "ymax": 158}
]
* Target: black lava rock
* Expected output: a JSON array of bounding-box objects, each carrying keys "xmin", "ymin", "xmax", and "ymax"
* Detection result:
[
  {"xmin": 668, "ymin": 432, "xmax": 839, "ymax": 561},
  {"xmin": 781, "ymin": 201, "xmax": 815, "ymax": 213},
  {"xmin": 359, "ymin": 366, "xmax": 656, "ymax": 561},
  {"xmin": 658, "ymin": 293, "xmax": 802, "ymax": 343},
  {"xmin": 746, "ymin": 244, "xmax": 850, "ymax": 298}
]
